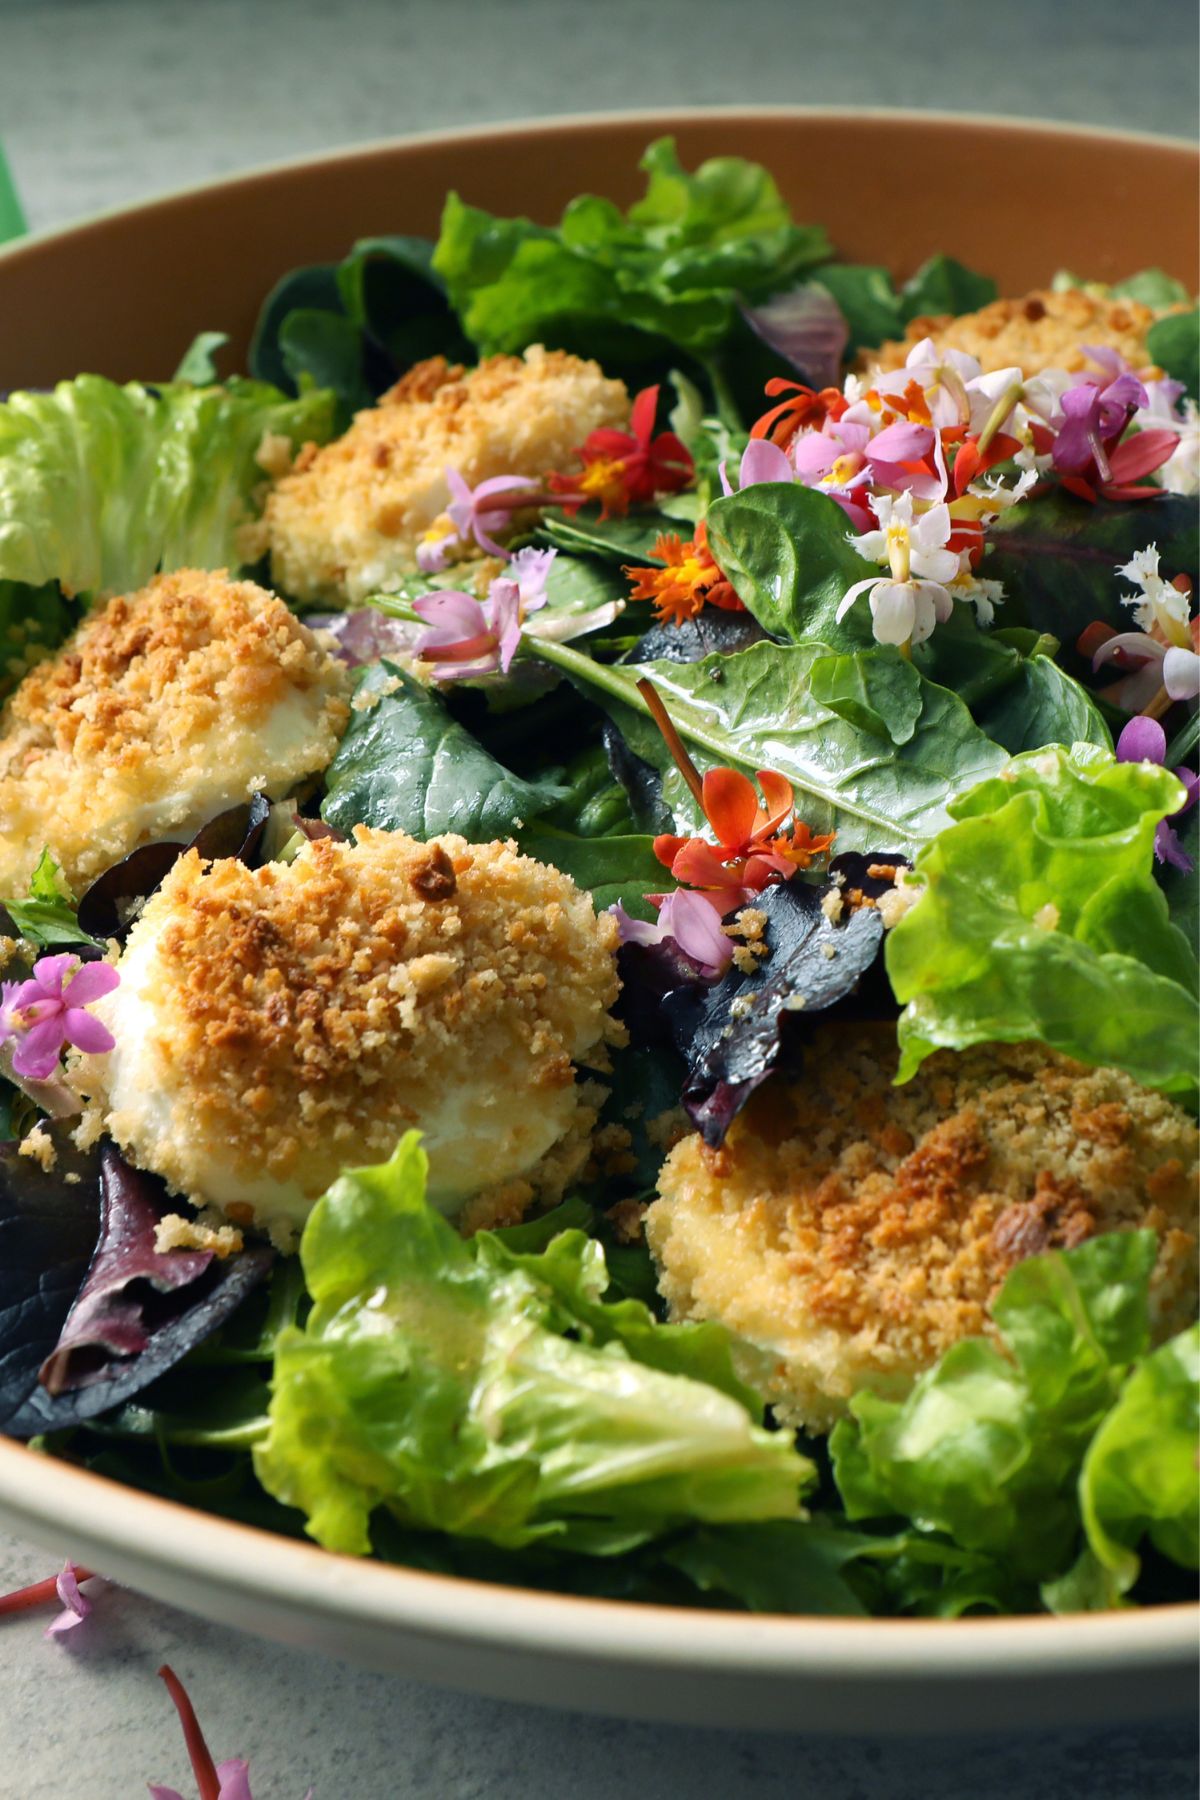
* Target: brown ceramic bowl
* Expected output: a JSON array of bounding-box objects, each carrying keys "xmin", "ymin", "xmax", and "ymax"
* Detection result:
[{"xmin": 0, "ymin": 109, "xmax": 1196, "ymax": 1735}]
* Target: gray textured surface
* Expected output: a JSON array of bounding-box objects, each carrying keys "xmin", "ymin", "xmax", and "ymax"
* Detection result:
[{"xmin": 0, "ymin": 2, "xmax": 1198, "ymax": 1794}]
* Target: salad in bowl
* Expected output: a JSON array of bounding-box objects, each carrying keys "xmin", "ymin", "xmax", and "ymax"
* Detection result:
[{"xmin": 0, "ymin": 137, "xmax": 1196, "ymax": 1623}]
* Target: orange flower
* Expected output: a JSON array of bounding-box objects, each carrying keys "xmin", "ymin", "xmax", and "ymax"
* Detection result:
[
  {"xmin": 625, "ymin": 521, "xmax": 744, "ymax": 626},
  {"xmin": 653, "ymin": 766, "xmax": 835, "ymax": 902},
  {"xmin": 750, "ymin": 378, "xmax": 847, "ymax": 450}
]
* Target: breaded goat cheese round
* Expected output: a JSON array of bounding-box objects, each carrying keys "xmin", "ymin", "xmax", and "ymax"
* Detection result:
[
  {"xmin": 264, "ymin": 346, "xmax": 630, "ymax": 604},
  {"xmin": 80, "ymin": 828, "xmax": 621, "ymax": 1242},
  {"xmin": 646, "ymin": 1025, "xmax": 1199, "ymax": 1432},
  {"xmin": 865, "ymin": 287, "xmax": 1171, "ymax": 377},
  {"xmin": 0, "ymin": 569, "xmax": 350, "ymax": 895}
]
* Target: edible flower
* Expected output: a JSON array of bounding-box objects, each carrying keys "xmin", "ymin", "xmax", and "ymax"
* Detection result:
[
  {"xmin": 749, "ymin": 377, "xmax": 847, "ymax": 450},
  {"xmin": 1115, "ymin": 715, "xmax": 1198, "ymax": 874},
  {"xmin": 653, "ymin": 764, "xmax": 835, "ymax": 905},
  {"xmin": 444, "ymin": 466, "xmax": 541, "ymax": 558},
  {"xmin": 0, "ymin": 1561, "xmax": 96, "ymax": 1637},
  {"xmin": 150, "ymin": 1663, "xmax": 313, "ymax": 1800},
  {"xmin": 624, "ymin": 521, "xmax": 743, "ymax": 625},
  {"xmin": 611, "ymin": 888, "xmax": 734, "ymax": 978},
  {"xmin": 1090, "ymin": 546, "xmax": 1200, "ymax": 711},
  {"xmin": 838, "ymin": 492, "xmax": 960, "ymax": 648},
  {"xmin": 548, "ymin": 386, "xmax": 693, "ymax": 517},
  {"xmin": 411, "ymin": 586, "xmax": 521, "ymax": 680},
  {"xmin": 1051, "ymin": 373, "xmax": 1179, "ymax": 502},
  {"xmin": 0, "ymin": 953, "xmax": 118, "ymax": 1081}
]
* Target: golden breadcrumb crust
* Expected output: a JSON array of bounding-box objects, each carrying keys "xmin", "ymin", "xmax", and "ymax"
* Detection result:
[
  {"xmin": 0, "ymin": 569, "xmax": 350, "ymax": 894},
  {"xmin": 864, "ymin": 288, "xmax": 1173, "ymax": 377},
  {"xmin": 646, "ymin": 1025, "xmax": 1199, "ymax": 1432},
  {"xmin": 264, "ymin": 346, "xmax": 630, "ymax": 604},
  {"xmin": 86, "ymin": 829, "xmax": 621, "ymax": 1230}
]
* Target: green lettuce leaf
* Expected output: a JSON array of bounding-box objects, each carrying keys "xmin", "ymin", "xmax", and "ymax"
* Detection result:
[
  {"xmin": 830, "ymin": 1232, "xmax": 1169, "ymax": 1586},
  {"xmin": 885, "ymin": 744, "xmax": 1199, "ymax": 1094},
  {"xmin": 0, "ymin": 847, "xmax": 98, "ymax": 948},
  {"xmin": 1079, "ymin": 1324, "xmax": 1200, "ymax": 1595},
  {"xmin": 320, "ymin": 661, "xmax": 567, "ymax": 839},
  {"xmin": 433, "ymin": 137, "xmax": 830, "ymax": 366},
  {"xmin": 254, "ymin": 1134, "xmax": 810, "ymax": 1555},
  {"xmin": 0, "ymin": 373, "xmax": 334, "ymax": 601},
  {"xmin": 545, "ymin": 636, "xmax": 1008, "ymax": 856}
]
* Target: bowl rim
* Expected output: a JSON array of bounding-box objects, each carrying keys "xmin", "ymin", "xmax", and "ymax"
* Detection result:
[
  {"xmin": 0, "ymin": 104, "xmax": 1196, "ymax": 1673},
  {"xmin": 1, "ymin": 1433, "xmax": 1197, "ymax": 1668},
  {"xmin": 0, "ymin": 102, "xmax": 1194, "ymax": 257}
]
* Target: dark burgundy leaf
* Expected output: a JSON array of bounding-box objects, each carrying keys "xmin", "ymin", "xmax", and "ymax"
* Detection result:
[
  {"xmin": 680, "ymin": 881, "xmax": 886, "ymax": 1145},
  {"xmin": 0, "ymin": 1130, "xmax": 102, "ymax": 1429},
  {"xmin": 76, "ymin": 841, "xmax": 186, "ymax": 940},
  {"xmin": 39, "ymin": 1144, "xmax": 213, "ymax": 1394},
  {"xmin": 74, "ymin": 796, "xmax": 273, "ymax": 943},
  {"xmin": 627, "ymin": 610, "xmax": 768, "ymax": 665},
  {"xmin": 4, "ymin": 1143, "xmax": 273, "ymax": 1435},
  {"xmin": 188, "ymin": 792, "xmax": 271, "ymax": 864},
  {"xmin": 739, "ymin": 284, "xmax": 849, "ymax": 390}
]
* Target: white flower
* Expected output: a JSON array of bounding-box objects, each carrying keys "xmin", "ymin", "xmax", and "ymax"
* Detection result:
[
  {"xmin": 958, "ymin": 576, "xmax": 1004, "ymax": 628},
  {"xmin": 1118, "ymin": 543, "xmax": 1192, "ymax": 641},
  {"xmin": 1136, "ymin": 386, "xmax": 1200, "ymax": 496},
  {"xmin": 848, "ymin": 491, "xmax": 962, "ymax": 584}
]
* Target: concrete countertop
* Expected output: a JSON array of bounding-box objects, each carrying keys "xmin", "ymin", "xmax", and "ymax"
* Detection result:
[{"xmin": 0, "ymin": 2, "xmax": 1197, "ymax": 1793}]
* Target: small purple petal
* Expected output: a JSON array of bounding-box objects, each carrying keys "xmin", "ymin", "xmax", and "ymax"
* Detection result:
[
  {"xmin": 472, "ymin": 474, "xmax": 539, "ymax": 503},
  {"xmin": 45, "ymin": 1562, "xmax": 92, "ymax": 1637},
  {"xmin": 147, "ymin": 1789, "xmax": 187, "ymax": 1800},
  {"xmin": 62, "ymin": 960, "xmax": 119, "ymax": 1007},
  {"xmin": 11, "ymin": 1016, "xmax": 67, "ymax": 1080},
  {"xmin": 1171, "ymin": 766, "xmax": 1200, "ymax": 816},
  {"xmin": 1155, "ymin": 820, "xmax": 1194, "ymax": 873},
  {"xmin": 29, "ymin": 953, "xmax": 79, "ymax": 998},
  {"xmin": 412, "ymin": 590, "xmax": 488, "ymax": 638},
  {"xmin": 63, "ymin": 1009, "xmax": 117, "ymax": 1055},
  {"xmin": 214, "ymin": 1760, "xmax": 255, "ymax": 1800},
  {"xmin": 658, "ymin": 889, "xmax": 734, "ymax": 978},
  {"xmin": 1116, "ymin": 716, "xmax": 1168, "ymax": 764}
]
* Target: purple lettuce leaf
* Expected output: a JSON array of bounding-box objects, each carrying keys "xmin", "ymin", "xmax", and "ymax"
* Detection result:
[
  {"xmin": 75, "ymin": 796, "xmax": 271, "ymax": 942},
  {"xmin": 5, "ymin": 1145, "xmax": 272, "ymax": 1436},
  {"xmin": 0, "ymin": 1130, "xmax": 102, "ymax": 1429},
  {"xmin": 739, "ymin": 283, "xmax": 849, "ymax": 390}
]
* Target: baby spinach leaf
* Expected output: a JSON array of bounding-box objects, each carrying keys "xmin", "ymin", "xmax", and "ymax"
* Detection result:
[
  {"xmin": 517, "ymin": 824, "xmax": 664, "ymax": 918},
  {"xmin": 808, "ymin": 648, "xmax": 923, "ymax": 744},
  {"xmin": 321, "ymin": 661, "xmax": 567, "ymax": 840},
  {"xmin": 278, "ymin": 309, "xmax": 374, "ymax": 426},
  {"xmin": 563, "ymin": 639, "xmax": 1008, "ymax": 855},
  {"xmin": 900, "ymin": 254, "xmax": 997, "ymax": 323},
  {"xmin": 705, "ymin": 482, "xmax": 876, "ymax": 649},
  {"xmin": 984, "ymin": 490, "xmax": 1199, "ymax": 671},
  {"xmin": 536, "ymin": 494, "xmax": 699, "ymax": 566},
  {"xmin": 972, "ymin": 655, "xmax": 1111, "ymax": 755},
  {"xmin": 1146, "ymin": 304, "xmax": 1199, "ymax": 401}
]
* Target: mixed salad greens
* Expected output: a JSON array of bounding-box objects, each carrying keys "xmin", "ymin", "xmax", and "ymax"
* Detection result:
[{"xmin": 0, "ymin": 139, "xmax": 1196, "ymax": 1620}]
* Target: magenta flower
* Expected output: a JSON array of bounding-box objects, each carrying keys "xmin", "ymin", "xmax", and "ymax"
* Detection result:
[
  {"xmin": 0, "ymin": 953, "xmax": 118, "ymax": 1080},
  {"xmin": 411, "ymin": 586, "xmax": 521, "ymax": 680},
  {"xmin": 612, "ymin": 888, "xmax": 733, "ymax": 978},
  {"xmin": 719, "ymin": 436, "xmax": 795, "ymax": 496},
  {"xmin": 791, "ymin": 420, "xmax": 874, "ymax": 529},
  {"xmin": 1115, "ymin": 715, "xmax": 1198, "ymax": 873},
  {"xmin": 863, "ymin": 419, "xmax": 947, "ymax": 500},
  {"xmin": 445, "ymin": 467, "xmax": 540, "ymax": 558}
]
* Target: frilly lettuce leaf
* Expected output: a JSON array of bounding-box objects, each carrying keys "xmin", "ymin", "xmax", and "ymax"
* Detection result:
[
  {"xmin": 885, "ymin": 744, "xmax": 1199, "ymax": 1096},
  {"xmin": 254, "ymin": 1134, "xmax": 810, "ymax": 1557},
  {"xmin": 1078, "ymin": 1324, "xmax": 1199, "ymax": 1596},
  {"xmin": 830, "ymin": 1232, "xmax": 1182, "ymax": 1589},
  {"xmin": 433, "ymin": 137, "xmax": 830, "ymax": 364},
  {"xmin": 0, "ymin": 373, "xmax": 334, "ymax": 600}
]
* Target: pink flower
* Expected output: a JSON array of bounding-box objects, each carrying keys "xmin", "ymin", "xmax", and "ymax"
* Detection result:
[
  {"xmin": 1091, "ymin": 545, "xmax": 1200, "ymax": 708},
  {"xmin": 0, "ymin": 953, "xmax": 118, "ymax": 1080},
  {"xmin": 718, "ymin": 437, "xmax": 794, "ymax": 496},
  {"xmin": 445, "ymin": 467, "xmax": 540, "ymax": 558},
  {"xmin": 45, "ymin": 1562, "xmax": 94, "ymax": 1637},
  {"xmin": 612, "ymin": 888, "xmax": 734, "ymax": 978},
  {"xmin": 863, "ymin": 419, "xmax": 947, "ymax": 500},
  {"xmin": 412, "ymin": 586, "xmax": 521, "ymax": 681},
  {"xmin": 150, "ymin": 1663, "xmax": 314, "ymax": 1800}
]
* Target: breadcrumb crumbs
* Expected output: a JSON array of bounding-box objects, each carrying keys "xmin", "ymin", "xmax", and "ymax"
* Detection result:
[
  {"xmin": 647, "ymin": 1024, "xmax": 1199, "ymax": 1432},
  {"xmin": 865, "ymin": 287, "xmax": 1175, "ymax": 377}
]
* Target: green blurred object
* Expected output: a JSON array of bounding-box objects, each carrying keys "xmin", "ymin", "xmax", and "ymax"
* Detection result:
[{"xmin": 0, "ymin": 143, "xmax": 27, "ymax": 242}]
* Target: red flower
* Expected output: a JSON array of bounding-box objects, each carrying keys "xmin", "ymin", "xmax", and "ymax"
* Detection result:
[{"xmin": 548, "ymin": 385, "xmax": 693, "ymax": 518}]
